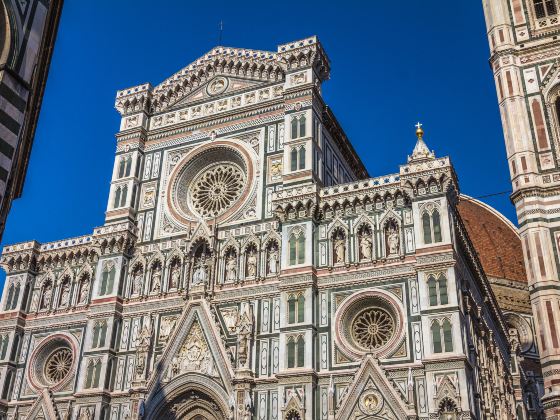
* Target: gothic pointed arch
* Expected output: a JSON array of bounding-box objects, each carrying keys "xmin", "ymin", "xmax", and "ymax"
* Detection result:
[
  {"xmin": 335, "ymin": 355, "xmax": 416, "ymax": 420},
  {"xmin": 220, "ymin": 236, "xmax": 240, "ymax": 256},
  {"xmin": 146, "ymin": 300, "xmax": 234, "ymax": 396}
]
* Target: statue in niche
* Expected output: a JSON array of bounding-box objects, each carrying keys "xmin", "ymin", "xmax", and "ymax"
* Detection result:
[
  {"xmin": 169, "ymin": 261, "xmax": 180, "ymax": 289},
  {"xmin": 132, "ymin": 268, "xmax": 143, "ymax": 295},
  {"xmin": 386, "ymin": 221, "xmax": 400, "ymax": 255},
  {"xmin": 333, "ymin": 230, "xmax": 346, "ymax": 264},
  {"xmin": 40, "ymin": 283, "xmax": 52, "ymax": 310},
  {"xmin": 192, "ymin": 254, "xmax": 208, "ymax": 286},
  {"xmin": 267, "ymin": 244, "xmax": 279, "ymax": 275},
  {"xmin": 59, "ymin": 281, "xmax": 70, "ymax": 306},
  {"xmin": 358, "ymin": 226, "xmax": 373, "ymax": 260},
  {"xmin": 246, "ymin": 248, "xmax": 257, "ymax": 278},
  {"xmin": 225, "ymin": 252, "xmax": 237, "ymax": 282},
  {"xmin": 236, "ymin": 303, "xmax": 253, "ymax": 369},
  {"xmin": 79, "ymin": 280, "xmax": 90, "ymax": 304},
  {"xmin": 151, "ymin": 264, "xmax": 162, "ymax": 292}
]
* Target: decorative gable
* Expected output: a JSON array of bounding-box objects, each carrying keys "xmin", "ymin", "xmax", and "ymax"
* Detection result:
[{"xmin": 335, "ymin": 355, "xmax": 416, "ymax": 420}]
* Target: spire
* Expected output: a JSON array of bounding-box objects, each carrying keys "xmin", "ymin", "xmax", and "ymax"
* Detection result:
[{"xmin": 408, "ymin": 122, "xmax": 435, "ymax": 163}]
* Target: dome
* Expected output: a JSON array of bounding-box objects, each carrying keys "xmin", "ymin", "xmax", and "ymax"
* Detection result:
[{"xmin": 457, "ymin": 195, "xmax": 527, "ymax": 284}]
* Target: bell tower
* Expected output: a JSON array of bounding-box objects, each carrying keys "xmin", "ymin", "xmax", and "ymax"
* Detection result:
[{"xmin": 482, "ymin": 0, "xmax": 560, "ymax": 416}]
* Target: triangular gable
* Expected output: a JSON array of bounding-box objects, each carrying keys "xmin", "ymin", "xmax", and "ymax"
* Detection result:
[
  {"xmin": 150, "ymin": 46, "xmax": 284, "ymax": 113},
  {"xmin": 146, "ymin": 299, "xmax": 234, "ymax": 394},
  {"xmin": 336, "ymin": 355, "xmax": 415, "ymax": 420},
  {"xmin": 170, "ymin": 76, "xmax": 267, "ymax": 110},
  {"xmin": 26, "ymin": 388, "xmax": 60, "ymax": 420}
]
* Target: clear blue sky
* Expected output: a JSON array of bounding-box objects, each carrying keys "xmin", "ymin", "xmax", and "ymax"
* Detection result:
[{"xmin": 2, "ymin": 1, "xmax": 511, "ymax": 250}]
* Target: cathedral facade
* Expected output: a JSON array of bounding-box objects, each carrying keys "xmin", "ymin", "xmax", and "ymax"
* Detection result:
[{"xmin": 0, "ymin": 36, "xmax": 537, "ymax": 420}]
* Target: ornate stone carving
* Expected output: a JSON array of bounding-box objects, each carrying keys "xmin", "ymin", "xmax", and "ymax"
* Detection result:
[
  {"xmin": 170, "ymin": 321, "xmax": 217, "ymax": 378},
  {"xmin": 159, "ymin": 316, "xmax": 178, "ymax": 343}
]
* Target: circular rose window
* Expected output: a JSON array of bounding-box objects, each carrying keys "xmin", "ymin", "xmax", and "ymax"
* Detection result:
[
  {"xmin": 44, "ymin": 348, "xmax": 73, "ymax": 384},
  {"xmin": 334, "ymin": 290, "xmax": 404, "ymax": 359},
  {"xmin": 190, "ymin": 163, "xmax": 245, "ymax": 218},
  {"xmin": 28, "ymin": 334, "xmax": 76, "ymax": 391},
  {"xmin": 351, "ymin": 308, "xmax": 395, "ymax": 351},
  {"xmin": 169, "ymin": 143, "xmax": 253, "ymax": 223}
]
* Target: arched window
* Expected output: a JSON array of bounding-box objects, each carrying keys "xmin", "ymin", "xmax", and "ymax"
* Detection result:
[
  {"xmin": 99, "ymin": 263, "xmax": 116, "ymax": 296},
  {"xmin": 289, "ymin": 231, "xmax": 305, "ymax": 266},
  {"xmin": 423, "ymin": 212, "xmax": 432, "ymax": 244},
  {"xmin": 422, "ymin": 208, "xmax": 443, "ymax": 244},
  {"xmin": 432, "ymin": 321, "xmax": 442, "ymax": 353},
  {"xmin": 99, "ymin": 322, "xmax": 107, "ymax": 348},
  {"xmin": 4, "ymin": 284, "xmax": 14, "ymax": 310},
  {"xmin": 428, "ymin": 276, "xmax": 438, "ymax": 306},
  {"xmin": 113, "ymin": 187, "xmax": 122, "ymax": 209},
  {"xmin": 298, "ymin": 146, "xmax": 306, "ymax": 170},
  {"xmin": 287, "ymin": 337, "xmax": 296, "ymax": 368},
  {"xmin": 438, "ymin": 275, "xmax": 448, "ymax": 305},
  {"xmin": 0, "ymin": 335, "xmax": 8, "ymax": 360},
  {"xmin": 120, "ymin": 185, "xmax": 128, "ymax": 207},
  {"xmin": 85, "ymin": 361, "xmax": 95, "ymax": 388},
  {"xmin": 555, "ymin": 96, "xmax": 560, "ymax": 129},
  {"xmin": 92, "ymin": 323, "xmax": 100, "ymax": 348},
  {"xmin": 297, "ymin": 336, "xmax": 305, "ymax": 367},
  {"xmin": 297, "ymin": 294, "xmax": 305, "ymax": 323},
  {"xmin": 288, "ymin": 295, "xmax": 296, "ymax": 324},
  {"xmin": 93, "ymin": 360, "xmax": 102, "ymax": 388},
  {"xmin": 291, "ymin": 117, "xmax": 298, "ymax": 139},
  {"xmin": 534, "ymin": 0, "xmax": 557, "ymax": 18},
  {"xmin": 11, "ymin": 283, "xmax": 20, "ymax": 310},
  {"xmin": 299, "ymin": 115, "xmax": 306, "ymax": 137},
  {"xmin": 124, "ymin": 156, "xmax": 132, "ymax": 177},
  {"xmin": 443, "ymin": 319, "xmax": 453, "ymax": 352},
  {"xmin": 291, "ymin": 148, "xmax": 298, "ymax": 171},
  {"xmin": 428, "ymin": 274, "xmax": 449, "ymax": 306},
  {"xmin": 287, "ymin": 336, "xmax": 305, "ymax": 368},
  {"xmin": 432, "ymin": 210, "xmax": 442, "ymax": 242},
  {"xmin": 118, "ymin": 158, "xmax": 126, "ymax": 178}
]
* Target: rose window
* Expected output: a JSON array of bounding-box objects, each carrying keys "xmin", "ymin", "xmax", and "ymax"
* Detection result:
[
  {"xmin": 44, "ymin": 348, "xmax": 73, "ymax": 384},
  {"xmin": 190, "ymin": 164, "xmax": 245, "ymax": 218},
  {"xmin": 351, "ymin": 308, "xmax": 395, "ymax": 350}
]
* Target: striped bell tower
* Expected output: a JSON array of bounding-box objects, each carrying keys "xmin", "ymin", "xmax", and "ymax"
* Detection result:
[{"xmin": 482, "ymin": 0, "xmax": 560, "ymax": 416}]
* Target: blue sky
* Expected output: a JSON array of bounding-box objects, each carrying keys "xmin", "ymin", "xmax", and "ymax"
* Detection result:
[{"xmin": 2, "ymin": 1, "xmax": 511, "ymax": 251}]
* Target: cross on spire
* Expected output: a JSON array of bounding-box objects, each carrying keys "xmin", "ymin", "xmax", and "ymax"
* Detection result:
[{"xmin": 415, "ymin": 122, "xmax": 422, "ymax": 130}]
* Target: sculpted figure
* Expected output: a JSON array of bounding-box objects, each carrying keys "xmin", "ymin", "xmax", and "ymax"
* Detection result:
[
  {"xmin": 79, "ymin": 280, "xmax": 90, "ymax": 304},
  {"xmin": 268, "ymin": 248, "xmax": 279, "ymax": 275},
  {"xmin": 41, "ymin": 284, "xmax": 52, "ymax": 309},
  {"xmin": 226, "ymin": 254, "xmax": 237, "ymax": 282},
  {"xmin": 246, "ymin": 250, "xmax": 257, "ymax": 277},
  {"xmin": 151, "ymin": 265, "xmax": 161, "ymax": 292},
  {"xmin": 192, "ymin": 255, "xmax": 207, "ymax": 285},
  {"xmin": 169, "ymin": 263, "xmax": 180, "ymax": 289},
  {"xmin": 387, "ymin": 225, "xmax": 400, "ymax": 255},
  {"xmin": 132, "ymin": 269, "xmax": 143, "ymax": 295},
  {"xmin": 334, "ymin": 237, "xmax": 345, "ymax": 264},
  {"xmin": 360, "ymin": 235, "xmax": 373, "ymax": 260},
  {"xmin": 79, "ymin": 407, "xmax": 92, "ymax": 420},
  {"xmin": 59, "ymin": 282, "xmax": 70, "ymax": 306}
]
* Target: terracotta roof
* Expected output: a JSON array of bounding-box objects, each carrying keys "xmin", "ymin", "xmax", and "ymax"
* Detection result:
[{"xmin": 457, "ymin": 196, "xmax": 527, "ymax": 284}]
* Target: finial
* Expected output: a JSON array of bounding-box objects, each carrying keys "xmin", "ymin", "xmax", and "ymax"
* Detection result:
[{"xmin": 415, "ymin": 122, "xmax": 424, "ymax": 139}]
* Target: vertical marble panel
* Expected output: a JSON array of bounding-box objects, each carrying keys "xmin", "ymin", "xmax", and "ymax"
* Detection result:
[
  {"xmin": 320, "ymin": 242, "xmax": 327, "ymax": 266},
  {"xmin": 271, "ymin": 391, "xmax": 278, "ymax": 420},
  {"xmin": 320, "ymin": 292, "xmax": 328, "ymax": 326},
  {"xmin": 143, "ymin": 154, "xmax": 152, "ymax": 180},
  {"xmin": 412, "ymin": 322, "xmax": 423, "ymax": 361},
  {"xmin": 320, "ymin": 386, "xmax": 329, "ymax": 419},
  {"xmin": 410, "ymin": 278, "xmax": 419, "ymax": 315},
  {"xmin": 258, "ymin": 391, "xmax": 268, "ymax": 420},
  {"xmin": 125, "ymin": 356, "xmax": 135, "ymax": 389},
  {"xmin": 143, "ymin": 212, "xmax": 153, "ymax": 242},
  {"xmin": 417, "ymin": 377, "xmax": 427, "ymax": 413},
  {"xmin": 260, "ymin": 340, "xmax": 269, "ymax": 377},
  {"xmin": 261, "ymin": 299, "xmax": 270, "ymax": 334},
  {"xmin": 272, "ymin": 298, "xmax": 280, "ymax": 331},
  {"xmin": 151, "ymin": 152, "xmax": 161, "ymax": 178},
  {"xmin": 115, "ymin": 357, "xmax": 125, "ymax": 391},
  {"xmin": 271, "ymin": 339, "xmax": 279, "ymax": 374},
  {"xmin": 278, "ymin": 123, "xmax": 284, "ymax": 149},
  {"xmin": 320, "ymin": 333, "xmax": 328, "ymax": 370},
  {"xmin": 268, "ymin": 125, "xmax": 276, "ymax": 152},
  {"xmin": 120, "ymin": 319, "xmax": 131, "ymax": 350}
]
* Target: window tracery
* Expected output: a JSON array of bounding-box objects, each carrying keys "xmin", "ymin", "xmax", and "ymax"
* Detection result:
[
  {"xmin": 351, "ymin": 307, "xmax": 395, "ymax": 350},
  {"xmin": 290, "ymin": 114, "xmax": 306, "ymax": 139},
  {"xmin": 422, "ymin": 204, "xmax": 442, "ymax": 245},
  {"xmin": 534, "ymin": 0, "xmax": 558, "ymax": 18},
  {"xmin": 286, "ymin": 334, "xmax": 305, "ymax": 368},
  {"xmin": 287, "ymin": 292, "xmax": 305, "ymax": 324},
  {"xmin": 290, "ymin": 145, "xmax": 306, "ymax": 171},
  {"xmin": 428, "ymin": 273, "xmax": 449, "ymax": 306},
  {"xmin": 99, "ymin": 262, "xmax": 115, "ymax": 296},
  {"xmin": 432, "ymin": 319, "xmax": 454, "ymax": 353},
  {"xmin": 44, "ymin": 348, "xmax": 73, "ymax": 384},
  {"xmin": 189, "ymin": 164, "xmax": 245, "ymax": 218},
  {"xmin": 288, "ymin": 228, "xmax": 305, "ymax": 266}
]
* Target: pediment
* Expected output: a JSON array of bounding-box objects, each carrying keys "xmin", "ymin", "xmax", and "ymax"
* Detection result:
[
  {"xmin": 169, "ymin": 76, "xmax": 269, "ymax": 109},
  {"xmin": 336, "ymin": 355, "xmax": 415, "ymax": 420},
  {"xmin": 147, "ymin": 300, "xmax": 234, "ymax": 395}
]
